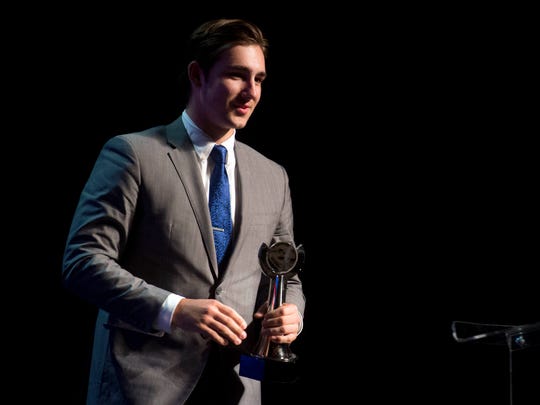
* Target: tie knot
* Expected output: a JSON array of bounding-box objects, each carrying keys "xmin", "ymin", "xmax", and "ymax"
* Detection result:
[{"xmin": 211, "ymin": 144, "xmax": 227, "ymax": 165}]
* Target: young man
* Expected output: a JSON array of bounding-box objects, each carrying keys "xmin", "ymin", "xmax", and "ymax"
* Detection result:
[{"xmin": 62, "ymin": 18, "xmax": 305, "ymax": 405}]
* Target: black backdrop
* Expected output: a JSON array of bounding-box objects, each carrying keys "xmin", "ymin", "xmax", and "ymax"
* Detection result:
[{"xmin": 10, "ymin": 6, "xmax": 537, "ymax": 404}]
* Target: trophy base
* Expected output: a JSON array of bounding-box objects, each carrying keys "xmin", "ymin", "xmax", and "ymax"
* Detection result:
[{"xmin": 239, "ymin": 354, "xmax": 299, "ymax": 383}]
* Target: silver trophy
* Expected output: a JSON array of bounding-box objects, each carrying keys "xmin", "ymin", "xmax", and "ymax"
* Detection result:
[{"xmin": 240, "ymin": 241, "xmax": 305, "ymax": 381}]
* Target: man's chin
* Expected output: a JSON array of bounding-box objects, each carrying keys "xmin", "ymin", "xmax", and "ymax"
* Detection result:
[
  {"xmin": 230, "ymin": 112, "xmax": 253, "ymax": 129},
  {"xmin": 231, "ymin": 119, "xmax": 249, "ymax": 129}
]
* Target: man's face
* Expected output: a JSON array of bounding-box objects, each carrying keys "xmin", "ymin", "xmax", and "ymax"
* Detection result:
[{"xmin": 194, "ymin": 44, "xmax": 267, "ymax": 139}]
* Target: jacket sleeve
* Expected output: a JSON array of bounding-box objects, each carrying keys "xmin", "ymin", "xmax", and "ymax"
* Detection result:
[{"xmin": 61, "ymin": 135, "xmax": 170, "ymax": 333}]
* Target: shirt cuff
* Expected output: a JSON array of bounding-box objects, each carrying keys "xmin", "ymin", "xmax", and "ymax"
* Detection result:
[{"xmin": 155, "ymin": 293, "xmax": 183, "ymax": 333}]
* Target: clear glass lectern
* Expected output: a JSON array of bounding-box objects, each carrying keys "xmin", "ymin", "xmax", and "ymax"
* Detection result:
[{"xmin": 452, "ymin": 320, "xmax": 540, "ymax": 405}]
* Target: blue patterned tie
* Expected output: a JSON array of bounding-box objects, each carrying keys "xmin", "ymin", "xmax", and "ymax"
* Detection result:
[{"xmin": 209, "ymin": 144, "xmax": 233, "ymax": 265}]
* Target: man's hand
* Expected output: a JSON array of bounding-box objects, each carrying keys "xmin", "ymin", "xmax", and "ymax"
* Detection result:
[
  {"xmin": 254, "ymin": 302, "xmax": 301, "ymax": 344},
  {"xmin": 172, "ymin": 298, "xmax": 247, "ymax": 346}
]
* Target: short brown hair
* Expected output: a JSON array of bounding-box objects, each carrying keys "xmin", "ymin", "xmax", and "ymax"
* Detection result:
[{"xmin": 187, "ymin": 18, "xmax": 269, "ymax": 75}]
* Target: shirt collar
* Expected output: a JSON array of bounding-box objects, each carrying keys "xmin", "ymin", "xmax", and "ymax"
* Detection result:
[{"xmin": 182, "ymin": 110, "xmax": 236, "ymax": 165}]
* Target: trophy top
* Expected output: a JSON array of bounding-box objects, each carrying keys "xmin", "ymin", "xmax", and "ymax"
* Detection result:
[{"xmin": 259, "ymin": 241, "xmax": 304, "ymax": 276}]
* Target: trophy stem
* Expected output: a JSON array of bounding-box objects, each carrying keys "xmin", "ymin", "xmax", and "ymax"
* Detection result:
[
  {"xmin": 253, "ymin": 335, "xmax": 271, "ymax": 358},
  {"xmin": 269, "ymin": 274, "xmax": 285, "ymax": 309}
]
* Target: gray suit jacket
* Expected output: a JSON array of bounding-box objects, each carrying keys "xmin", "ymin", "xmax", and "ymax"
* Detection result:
[{"xmin": 62, "ymin": 116, "xmax": 305, "ymax": 404}]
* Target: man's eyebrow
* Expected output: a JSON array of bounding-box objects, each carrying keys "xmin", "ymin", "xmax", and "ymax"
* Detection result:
[{"xmin": 229, "ymin": 65, "xmax": 267, "ymax": 78}]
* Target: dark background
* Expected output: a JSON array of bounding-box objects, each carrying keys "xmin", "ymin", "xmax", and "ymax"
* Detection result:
[{"xmin": 9, "ymin": 5, "xmax": 537, "ymax": 404}]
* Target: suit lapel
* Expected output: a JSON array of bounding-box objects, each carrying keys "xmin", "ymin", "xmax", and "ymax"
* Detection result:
[
  {"xmin": 165, "ymin": 118, "xmax": 219, "ymax": 280},
  {"xmin": 223, "ymin": 142, "xmax": 255, "ymax": 270}
]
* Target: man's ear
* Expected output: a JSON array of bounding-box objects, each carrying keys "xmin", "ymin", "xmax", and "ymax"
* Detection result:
[{"xmin": 187, "ymin": 61, "xmax": 202, "ymax": 87}]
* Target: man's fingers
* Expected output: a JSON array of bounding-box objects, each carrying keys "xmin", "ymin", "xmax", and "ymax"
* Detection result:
[
  {"xmin": 217, "ymin": 304, "xmax": 247, "ymax": 329},
  {"xmin": 202, "ymin": 303, "xmax": 247, "ymax": 346}
]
